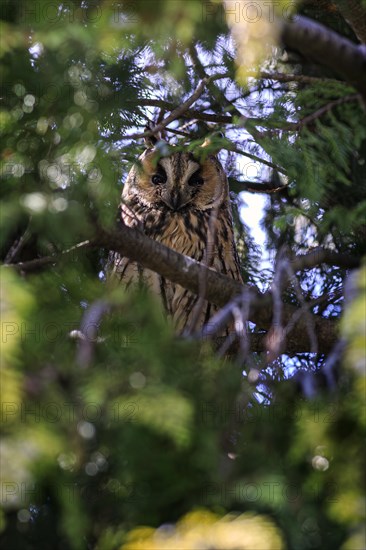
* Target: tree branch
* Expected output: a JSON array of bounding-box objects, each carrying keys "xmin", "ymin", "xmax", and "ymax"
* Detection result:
[
  {"xmin": 280, "ymin": 15, "xmax": 366, "ymax": 97},
  {"xmin": 123, "ymin": 73, "xmax": 243, "ymax": 141},
  {"xmin": 98, "ymin": 224, "xmax": 337, "ymax": 354},
  {"xmin": 236, "ymin": 180, "xmax": 288, "ymax": 193},
  {"xmin": 227, "ymin": 145, "xmax": 287, "ymax": 173},
  {"xmin": 259, "ymin": 71, "xmax": 342, "ymax": 85},
  {"xmin": 130, "ymin": 99, "xmax": 233, "ymax": 124},
  {"xmin": 6, "ymin": 226, "xmax": 341, "ymax": 354},
  {"xmin": 3, "ymin": 240, "xmax": 93, "ymax": 272},
  {"xmin": 335, "ymin": 0, "xmax": 366, "ymax": 43},
  {"xmin": 285, "ymin": 94, "xmax": 362, "ymax": 131},
  {"xmin": 291, "ymin": 247, "xmax": 361, "ymax": 271},
  {"xmin": 188, "ymin": 45, "xmax": 266, "ymax": 143},
  {"xmin": 122, "ymin": 78, "xmax": 209, "ymax": 140}
]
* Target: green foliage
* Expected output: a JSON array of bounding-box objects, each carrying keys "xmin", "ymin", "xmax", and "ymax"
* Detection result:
[{"xmin": 1, "ymin": 268, "xmax": 365, "ymax": 548}]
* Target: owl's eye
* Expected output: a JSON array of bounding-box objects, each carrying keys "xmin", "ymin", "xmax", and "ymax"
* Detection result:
[
  {"xmin": 188, "ymin": 173, "xmax": 204, "ymax": 186},
  {"xmin": 151, "ymin": 173, "xmax": 167, "ymax": 185}
]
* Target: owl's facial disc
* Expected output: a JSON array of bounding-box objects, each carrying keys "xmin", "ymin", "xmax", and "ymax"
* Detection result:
[
  {"xmin": 128, "ymin": 150, "xmax": 226, "ymax": 212},
  {"xmin": 151, "ymin": 160, "xmax": 204, "ymax": 212}
]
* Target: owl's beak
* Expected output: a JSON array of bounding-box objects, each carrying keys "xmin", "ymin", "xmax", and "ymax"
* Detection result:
[{"xmin": 162, "ymin": 192, "xmax": 187, "ymax": 211}]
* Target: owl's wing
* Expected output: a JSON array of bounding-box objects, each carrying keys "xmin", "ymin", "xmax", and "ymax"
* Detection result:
[
  {"xmin": 108, "ymin": 202, "xmax": 141, "ymax": 282},
  {"xmin": 109, "ymin": 201, "xmax": 166, "ymax": 298},
  {"xmin": 211, "ymin": 208, "xmax": 243, "ymax": 283}
]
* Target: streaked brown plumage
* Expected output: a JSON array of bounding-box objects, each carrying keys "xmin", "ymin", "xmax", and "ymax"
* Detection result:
[{"xmin": 111, "ymin": 142, "xmax": 242, "ymax": 333}]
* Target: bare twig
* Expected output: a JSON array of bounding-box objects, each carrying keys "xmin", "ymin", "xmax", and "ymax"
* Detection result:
[
  {"xmin": 130, "ymin": 98, "xmax": 234, "ymax": 124},
  {"xmin": 124, "ymin": 74, "xmax": 237, "ymax": 142},
  {"xmin": 236, "ymin": 180, "xmax": 288, "ymax": 193},
  {"xmin": 121, "ymin": 78, "xmax": 209, "ymax": 140},
  {"xmin": 185, "ymin": 205, "xmax": 220, "ymax": 336},
  {"xmin": 283, "ymin": 264, "xmax": 318, "ymax": 355},
  {"xmin": 73, "ymin": 299, "xmax": 111, "ymax": 369},
  {"xmin": 4, "ymin": 222, "xmax": 32, "ymax": 264},
  {"xmin": 319, "ymin": 266, "xmax": 363, "ymax": 387},
  {"xmin": 266, "ymin": 250, "xmax": 287, "ymax": 362},
  {"xmin": 259, "ymin": 71, "xmax": 342, "ymax": 85},
  {"xmin": 164, "ymin": 126, "xmax": 191, "ymax": 137},
  {"xmin": 285, "ymin": 94, "xmax": 362, "ymax": 131},
  {"xmin": 227, "ymin": 145, "xmax": 287, "ymax": 174},
  {"xmin": 236, "ymin": 288, "xmax": 255, "ymax": 366},
  {"xmin": 201, "ymin": 295, "xmax": 242, "ymax": 340},
  {"xmin": 4, "ymin": 240, "xmax": 93, "ymax": 272},
  {"xmin": 188, "ymin": 45, "xmax": 266, "ymax": 143},
  {"xmin": 321, "ymin": 338, "xmax": 345, "ymax": 390}
]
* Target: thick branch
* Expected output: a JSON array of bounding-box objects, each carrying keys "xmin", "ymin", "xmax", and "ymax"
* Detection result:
[
  {"xmin": 336, "ymin": 0, "xmax": 366, "ymax": 43},
  {"xmin": 99, "ymin": 225, "xmax": 337, "ymax": 354},
  {"xmin": 280, "ymin": 15, "xmax": 366, "ymax": 97},
  {"xmin": 6, "ymin": 226, "xmax": 340, "ymax": 353},
  {"xmin": 291, "ymin": 247, "xmax": 361, "ymax": 271}
]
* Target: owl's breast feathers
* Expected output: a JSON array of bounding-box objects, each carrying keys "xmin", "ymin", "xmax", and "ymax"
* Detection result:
[{"xmin": 111, "ymin": 195, "xmax": 242, "ymax": 333}]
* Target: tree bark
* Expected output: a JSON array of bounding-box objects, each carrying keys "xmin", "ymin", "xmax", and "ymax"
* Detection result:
[
  {"xmin": 100, "ymin": 225, "xmax": 338, "ymax": 354},
  {"xmin": 280, "ymin": 15, "xmax": 366, "ymax": 97}
]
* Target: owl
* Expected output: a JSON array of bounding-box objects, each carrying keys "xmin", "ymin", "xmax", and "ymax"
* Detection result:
[{"xmin": 110, "ymin": 138, "xmax": 243, "ymax": 334}]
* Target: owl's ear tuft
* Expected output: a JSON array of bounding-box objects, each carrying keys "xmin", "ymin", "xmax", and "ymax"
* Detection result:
[
  {"xmin": 144, "ymin": 123, "xmax": 160, "ymax": 149},
  {"xmin": 144, "ymin": 134, "xmax": 158, "ymax": 149}
]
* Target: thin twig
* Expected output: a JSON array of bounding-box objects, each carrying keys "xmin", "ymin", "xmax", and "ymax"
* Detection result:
[
  {"xmin": 227, "ymin": 145, "xmax": 287, "ymax": 174},
  {"xmin": 285, "ymin": 94, "xmax": 361, "ymax": 131},
  {"xmin": 236, "ymin": 288, "xmax": 255, "ymax": 366},
  {"xmin": 266, "ymin": 250, "xmax": 287, "ymax": 362},
  {"xmin": 4, "ymin": 223, "xmax": 32, "ymax": 264},
  {"xmin": 321, "ymin": 339, "xmax": 345, "ymax": 390},
  {"xmin": 122, "ymin": 78, "xmax": 210, "ymax": 140},
  {"xmin": 283, "ymin": 263, "xmax": 318, "ymax": 354},
  {"xmin": 259, "ymin": 72, "xmax": 343, "ymax": 85},
  {"xmin": 4, "ymin": 240, "xmax": 93, "ymax": 272},
  {"xmin": 236, "ymin": 180, "xmax": 288, "ymax": 193},
  {"xmin": 188, "ymin": 45, "xmax": 266, "ymax": 143},
  {"xmin": 131, "ymin": 98, "xmax": 234, "ymax": 124},
  {"xmin": 122, "ymin": 75, "xmax": 237, "ymax": 144},
  {"xmin": 164, "ymin": 126, "xmax": 191, "ymax": 137},
  {"xmin": 201, "ymin": 295, "xmax": 242, "ymax": 340},
  {"xmin": 73, "ymin": 299, "xmax": 112, "ymax": 369},
  {"xmin": 185, "ymin": 205, "xmax": 220, "ymax": 335}
]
